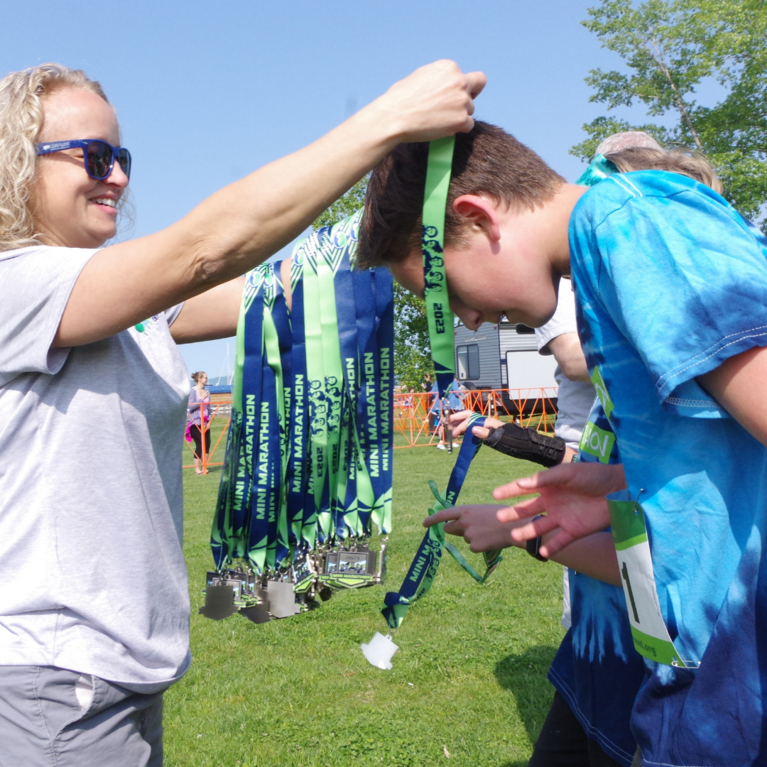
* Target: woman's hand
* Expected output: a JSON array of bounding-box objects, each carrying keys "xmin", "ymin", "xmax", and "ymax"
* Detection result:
[
  {"xmin": 492, "ymin": 462, "xmax": 627, "ymax": 558},
  {"xmin": 373, "ymin": 60, "xmax": 486, "ymax": 144}
]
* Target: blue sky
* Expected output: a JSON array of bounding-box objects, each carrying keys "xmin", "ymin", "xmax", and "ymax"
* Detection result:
[{"xmin": 3, "ymin": 0, "xmax": 657, "ymax": 379}]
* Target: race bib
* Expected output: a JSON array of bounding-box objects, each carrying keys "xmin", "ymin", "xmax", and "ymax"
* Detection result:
[{"xmin": 608, "ymin": 492, "xmax": 698, "ymax": 668}]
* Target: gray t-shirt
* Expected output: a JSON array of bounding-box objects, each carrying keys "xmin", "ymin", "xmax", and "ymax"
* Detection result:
[{"xmin": 0, "ymin": 245, "xmax": 192, "ymax": 688}]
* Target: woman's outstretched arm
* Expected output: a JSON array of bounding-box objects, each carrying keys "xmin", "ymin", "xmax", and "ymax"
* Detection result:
[{"xmin": 55, "ymin": 61, "xmax": 486, "ymax": 347}]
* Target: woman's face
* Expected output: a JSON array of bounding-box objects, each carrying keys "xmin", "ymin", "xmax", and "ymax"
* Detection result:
[
  {"xmin": 29, "ymin": 87, "xmax": 129, "ymax": 249},
  {"xmin": 198, "ymin": 373, "xmax": 208, "ymax": 385}
]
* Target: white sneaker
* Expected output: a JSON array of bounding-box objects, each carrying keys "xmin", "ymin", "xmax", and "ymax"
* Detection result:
[
  {"xmin": 436, "ymin": 443, "xmax": 446, "ymax": 450},
  {"xmin": 452, "ymin": 442, "xmax": 460, "ymax": 448}
]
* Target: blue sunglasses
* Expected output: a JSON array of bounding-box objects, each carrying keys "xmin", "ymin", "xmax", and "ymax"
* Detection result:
[{"xmin": 36, "ymin": 139, "xmax": 131, "ymax": 181}]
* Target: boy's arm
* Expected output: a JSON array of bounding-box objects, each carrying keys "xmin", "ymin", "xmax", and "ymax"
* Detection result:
[
  {"xmin": 425, "ymin": 504, "xmax": 620, "ymax": 586},
  {"xmin": 698, "ymin": 345, "xmax": 767, "ymax": 446}
]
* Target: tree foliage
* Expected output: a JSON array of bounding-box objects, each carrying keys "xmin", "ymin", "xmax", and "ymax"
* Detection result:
[
  {"xmin": 391, "ymin": 282, "xmax": 434, "ymax": 392},
  {"xmin": 312, "ymin": 180, "xmax": 434, "ymax": 391},
  {"xmin": 574, "ymin": 0, "xmax": 767, "ymax": 229},
  {"xmin": 312, "ymin": 179, "xmax": 368, "ymax": 230}
]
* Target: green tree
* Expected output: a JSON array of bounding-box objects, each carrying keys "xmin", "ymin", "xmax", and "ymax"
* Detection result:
[
  {"xmin": 391, "ymin": 282, "xmax": 434, "ymax": 392},
  {"xmin": 312, "ymin": 180, "xmax": 434, "ymax": 391},
  {"xmin": 574, "ymin": 0, "xmax": 767, "ymax": 229},
  {"xmin": 312, "ymin": 179, "xmax": 367, "ymax": 229}
]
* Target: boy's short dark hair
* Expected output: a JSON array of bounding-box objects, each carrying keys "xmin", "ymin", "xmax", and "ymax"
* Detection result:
[{"xmin": 358, "ymin": 121, "xmax": 565, "ymax": 268}]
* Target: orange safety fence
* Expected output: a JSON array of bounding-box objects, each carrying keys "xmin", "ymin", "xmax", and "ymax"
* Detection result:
[
  {"xmin": 392, "ymin": 388, "xmax": 559, "ymax": 448},
  {"xmin": 184, "ymin": 387, "xmax": 560, "ymax": 471}
]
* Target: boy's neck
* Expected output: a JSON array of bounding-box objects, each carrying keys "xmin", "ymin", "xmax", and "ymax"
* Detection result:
[{"xmin": 506, "ymin": 183, "xmax": 585, "ymax": 278}]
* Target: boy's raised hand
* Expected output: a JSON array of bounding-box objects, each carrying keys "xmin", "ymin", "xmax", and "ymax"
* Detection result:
[{"xmin": 491, "ymin": 462, "xmax": 627, "ymax": 558}]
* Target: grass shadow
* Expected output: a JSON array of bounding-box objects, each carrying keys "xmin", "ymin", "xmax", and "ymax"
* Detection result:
[{"xmin": 495, "ymin": 645, "xmax": 559, "ymax": 747}]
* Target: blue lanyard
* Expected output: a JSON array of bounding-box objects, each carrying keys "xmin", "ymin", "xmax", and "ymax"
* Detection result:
[
  {"xmin": 381, "ymin": 415, "xmax": 496, "ymax": 629},
  {"xmin": 270, "ymin": 269, "xmax": 294, "ymax": 568},
  {"xmin": 245, "ymin": 266, "xmax": 282, "ymax": 574},
  {"xmin": 285, "ymin": 254, "xmax": 311, "ymax": 553},
  {"xmin": 373, "ymin": 266, "xmax": 395, "ymax": 534},
  {"xmin": 333, "ymin": 241, "xmax": 363, "ymax": 538},
  {"xmin": 351, "ymin": 266, "xmax": 379, "ymax": 534}
]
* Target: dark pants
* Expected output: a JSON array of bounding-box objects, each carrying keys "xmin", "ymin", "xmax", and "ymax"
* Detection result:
[
  {"xmin": 528, "ymin": 691, "xmax": 625, "ymax": 767},
  {"xmin": 189, "ymin": 423, "xmax": 211, "ymax": 460}
]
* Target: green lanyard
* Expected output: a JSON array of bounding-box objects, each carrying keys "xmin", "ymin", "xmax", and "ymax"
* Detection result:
[{"xmin": 422, "ymin": 135, "xmax": 457, "ymax": 398}]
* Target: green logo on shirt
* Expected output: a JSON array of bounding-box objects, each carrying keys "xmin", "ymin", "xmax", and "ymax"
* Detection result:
[
  {"xmin": 134, "ymin": 315, "xmax": 160, "ymax": 334},
  {"xmin": 591, "ymin": 366, "xmax": 614, "ymax": 419},
  {"xmin": 580, "ymin": 421, "xmax": 615, "ymax": 463}
]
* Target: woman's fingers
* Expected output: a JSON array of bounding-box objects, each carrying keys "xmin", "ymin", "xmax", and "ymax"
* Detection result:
[
  {"xmin": 385, "ymin": 61, "xmax": 486, "ymax": 142},
  {"xmin": 466, "ymin": 71, "xmax": 487, "ymax": 100}
]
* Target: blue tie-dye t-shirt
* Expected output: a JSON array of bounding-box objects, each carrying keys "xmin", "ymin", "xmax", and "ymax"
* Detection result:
[
  {"xmin": 569, "ymin": 170, "xmax": 767, "ymax": 767},
  {"xmin": 549, "ymin": 400, "xmax": 646, "ymax": 767}
]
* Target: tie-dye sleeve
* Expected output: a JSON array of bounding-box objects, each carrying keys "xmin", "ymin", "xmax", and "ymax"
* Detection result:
[{"xmin": 572, "ymin": 172, "xmax": 767, "ymax": 409}]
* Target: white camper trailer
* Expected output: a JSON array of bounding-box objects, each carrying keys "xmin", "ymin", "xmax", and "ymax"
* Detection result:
[{"xmin": 454, "ymin": 320, "xmax": 559, "ymax": 394}]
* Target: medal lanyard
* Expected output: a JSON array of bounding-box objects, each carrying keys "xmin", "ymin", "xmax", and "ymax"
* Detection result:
[
  {"xmin": 381, "ymin": 413, "xmax": 500, "ymax": 629},
  {"xmin": 422, "ymin": 136, "xmax": 457, "ymax": 399},
  {"xmin": 211, "ymin": 268, "xmax": 267, "ymax": 568},
  {"xmin": 373, "ymin": 267, "xmax": 395, "ymax": 534},
  {"xmin": 379, "ymin": 139, "xmax": 503, "ymax": 631},
  {"xmin": 247, "ymin": 265, "xmax": 282, "ymax": 575},
  {"xmin": 334, "ymin": 218, "xmax": 370, "ymax": 539},
  {"xmin": 286, "ymin": 252, "xmax": 310, "ymax": 553}
]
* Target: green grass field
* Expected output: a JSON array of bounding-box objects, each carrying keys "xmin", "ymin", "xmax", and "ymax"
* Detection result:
[{"xmin": 167, "ymin": 441, "xmax": 565, "ymax": 767}]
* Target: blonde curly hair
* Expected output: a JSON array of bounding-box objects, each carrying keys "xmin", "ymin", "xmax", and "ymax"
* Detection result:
[{"xmin": 0, "ymin": 63, "xmax": 127, "ymax": 252}]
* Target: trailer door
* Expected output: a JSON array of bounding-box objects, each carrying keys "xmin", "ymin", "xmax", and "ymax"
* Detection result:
[{"xmin": 505, "ymin": 350, "xmax": 558, "ymax": 391}]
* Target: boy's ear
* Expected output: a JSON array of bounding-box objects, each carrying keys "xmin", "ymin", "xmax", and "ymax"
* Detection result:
[{"xmin": 452, "ymin": 195, "xmax": 501, "ymax": 242}]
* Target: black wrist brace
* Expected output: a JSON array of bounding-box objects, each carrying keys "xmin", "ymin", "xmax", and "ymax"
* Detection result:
[{"xmin": 483, "ymin": 422, "xmax": 566, "ymax": 468}]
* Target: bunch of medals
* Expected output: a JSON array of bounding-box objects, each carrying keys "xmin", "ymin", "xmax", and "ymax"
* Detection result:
[{"xmin": 201, "ymin": 210, "xmax": 395, "ymax": 623}]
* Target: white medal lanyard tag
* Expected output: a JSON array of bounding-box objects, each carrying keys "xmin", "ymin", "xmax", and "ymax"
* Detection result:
[{"xmin": 607, "ymin": 490, "xmax": 699, "ymax": 669}]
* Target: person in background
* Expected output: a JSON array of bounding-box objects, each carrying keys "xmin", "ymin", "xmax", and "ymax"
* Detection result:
[
  {"xmin": 430, "ymin": 376, "xmax": 463, "ymax": 449},
  {"xmin": 187, "ymin": 371, "xmax": 211, "ymax": 475}
]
